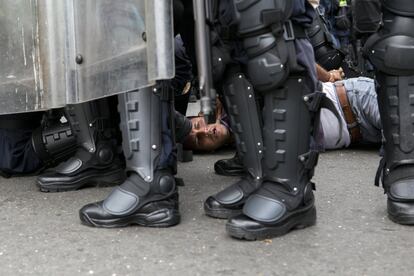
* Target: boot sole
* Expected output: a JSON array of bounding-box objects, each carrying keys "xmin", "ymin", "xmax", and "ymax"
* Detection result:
[
  {"xmin": 226, "ymin": 206, "xmax": 317, "ymax": 241},
  {"xmin": 214, "ymin": 165, "xmax": 245, "ymax": 177},
  {"xmin": 38, "ymin": 169, "xmax": 126, "ymax": 193},
  {"xmin": 388, "ymin": 212, "xmax": 414, "ymax": 225},
  {"xmin": 204, "ymin": 202, "xmax": 243, "ymax": 219},
  {"xmin": 80, "ymin": 208, "xmax": 180, "ymax": 228},
  {"xmin": 388, "ymin": 200, "xmax": 414, "ymax": 225}
]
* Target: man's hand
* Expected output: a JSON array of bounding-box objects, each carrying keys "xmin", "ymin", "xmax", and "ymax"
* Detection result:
[
  {"xmin": 316, "ymin": 63, "xmax": 345, "ymax": 83},
  {"xmin": 328, "ymin": 68, "xmax": 345, "ymax": 82}
]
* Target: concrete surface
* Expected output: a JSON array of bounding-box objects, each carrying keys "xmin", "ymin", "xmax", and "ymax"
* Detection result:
[{"xmin": 0, "ymin": 148, "xmax": 414, "ymax": 275}]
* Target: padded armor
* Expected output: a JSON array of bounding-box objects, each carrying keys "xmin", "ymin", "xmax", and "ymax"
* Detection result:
[
  {"xmin": 232, "ymin": 0, "xmax": 303, "ymax": 91},
  {"xmin": 261, "ymin": 76, "xmax": 313, "ymax": 186},
  {"xmin": 242, "ymin": 76, "xmax": 317, "ymax": 222},
  {"xmin": 232, "ymin": 0, "xmax": 292, "ymax": 36},
  {"xmin": 79, "ymin": 83, "xmax": 179, "ymax": 226},
  {"xmin": 64, "ymin": 104, "xmax": 95, "ymax": 153},
  {"xmin": 366, "ymin": 0, "xmax": 414, "ymax": 224},
  {"xmin": 307, "ymin": 7, "xmax": 345, "ymax": 70},
  {"xmin": 376, "ymin": 74, "xmax": 414, "ymax": 189},
  {"xmin": 244, "ymin": 33, "xmax": 291, "ymax": 91},
  {"xmin": 365, "ymin": 9, "xmax": 414, "ymax": 76},
  {"xmin": 204, "ymin": 0, "xmax": 322, "ymax": 238},
  {"xmin": 222, "ymin": 73, "xmax": 263, "ymax": 180},
  {"xmin": 118, "ymin": 87, "xmax": 162, "ymax": 182},
  {"xmin": 352, "ymin": 0, "xmax": 381, "ymax": 35},
  {"xmin": 383, "ymin": 0, "xmax": 414, "ymax": 17},
  {"xmin": 31, "ymin": 110, "xmax": 77, "ymax": 166}
]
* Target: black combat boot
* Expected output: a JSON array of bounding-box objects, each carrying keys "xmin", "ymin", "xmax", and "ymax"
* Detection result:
[
  {"xmin": 227, "ymin": 77, "xmax": 320, "ymax": 240},
  {"xmin": 37, "ymin": 98, "xmax": 125, "ymax": 192},
  {"xmin": 214, "ymin": 152, "xmax": 245, "ymax": 176},
  {"xmin": 80, "ymin": 84, "xmax": 180, "ymax": 227},
  {"xmin": 80, "ymin": 170, "xmax": 179, "ymax": 228}
]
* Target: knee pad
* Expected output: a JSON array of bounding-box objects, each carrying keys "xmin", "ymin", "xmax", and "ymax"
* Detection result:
[
  {"xmin": 352, "ymin": 0, "xmax": 382, "ymax": 35},
  {"xmin": 365, "ymin": 10, "xmax": 414, "ymax": 75},
  {"xmin": 232, "ymin": 0, "xmax": 292, "ymax": 36},
  {"xmin": 383, "ymin": 0, "xmax": 414, "ymax": 17},
  {"xmin": 244, "ymin": 33, "xmax": 290, "ymax": 91}
]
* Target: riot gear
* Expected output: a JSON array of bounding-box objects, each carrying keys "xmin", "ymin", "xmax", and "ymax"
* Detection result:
[
  {"xmin": 364, "ymin": 0, "xmax": 414, "ymax": 224},
  {"xmin": 348, "ymin": 0, "xmax": 381, "ymax": 77},
  {"xmin": 307, "ymin": 7, "xmax": 345, "ymax": 70},
  {"xmin": 37, "ymin": 98, "xmax": 126, "ymax": 192},
  {"xmin": 31, "ymin": 109, "xmax": 77, "ymax": 168},
  {"xmin": 80, "ymin": 84, "xmax": 180, "ymax": 228},
  {"xmin": 352, "ymin": 0, "xmax": 382, "ymax": 35},
  {"xmin": 0, "ymin": 0, "xmax": 178, "ymax": 226},
  {"xmin": 202, "ymin": 0, "xmax": 327, "ymax": 240}
]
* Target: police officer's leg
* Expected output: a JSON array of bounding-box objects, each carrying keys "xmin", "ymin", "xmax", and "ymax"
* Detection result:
[
  {"xmin": 37, "ymin": 98, "xmax": 125, "ymax": 192},
  {"xmin": 227, "ymin": 74, "xmax": 318, "ymax": 240},
  {"xmin": 204, "ymin": 70, "xmax": 264, "ymax": 219},
  {"xmin": 79, "ymin": 84, "xmax": 180, "ymax": 228},
  {"xmin": 365, "ymin": 1, "xmax": 414, "ymax": 224},
  {"xmin": 221, "ymin": 0, "xmax": 319, "ymax": 240}
]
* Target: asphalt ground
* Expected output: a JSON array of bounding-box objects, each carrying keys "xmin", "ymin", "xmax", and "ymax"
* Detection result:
[{"xmin": 0, "ymin": 147, "xmax": 414, "ymax": 275}]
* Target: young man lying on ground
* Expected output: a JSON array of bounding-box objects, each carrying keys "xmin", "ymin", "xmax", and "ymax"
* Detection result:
[{"xmin": 183, "ymin": 77, "xmax": 382, "ymax": 175}]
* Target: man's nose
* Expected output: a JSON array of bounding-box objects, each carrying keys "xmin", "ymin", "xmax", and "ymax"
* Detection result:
[{"xmin": 194, "ymin": 127, "xmax": 208, "ymax": 135}]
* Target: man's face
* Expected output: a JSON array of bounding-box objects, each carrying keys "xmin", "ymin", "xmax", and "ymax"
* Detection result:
[{"xmin": 184, "ymin": 117, "xmax": 230, "ymax": 151}]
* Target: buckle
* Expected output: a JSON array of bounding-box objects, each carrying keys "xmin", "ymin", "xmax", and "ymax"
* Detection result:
[
  {"xmin": 299, "ymin": 150, "xmax": 319, "ymax": 170},
  {"xmin": 91, "ymin": 118, "xmax": 107, "ymax": 132},
  {"xmin": 304, "ymin": 92, "xmax": 325, "ymax": 112},
  {"xmin": 347, "ymin": 121, "xmax": 359, "ymax": 129},
  {"xmin": 283, "ymin": 20, "xmax": 295, "ymax": 41}
]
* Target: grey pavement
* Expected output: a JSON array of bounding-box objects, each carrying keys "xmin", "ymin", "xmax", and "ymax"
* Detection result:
[{"xmin": 0, "ymin": 148, "xmax": 414, "ymax": 275}]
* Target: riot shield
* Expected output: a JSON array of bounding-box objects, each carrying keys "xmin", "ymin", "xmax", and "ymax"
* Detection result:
[{"xmin": 0, "ymin": 0, "xmax": 174, "ymax": 115}]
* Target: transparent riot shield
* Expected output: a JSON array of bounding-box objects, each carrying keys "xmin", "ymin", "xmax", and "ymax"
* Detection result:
[{"xmin": 0, "ymin": 0, "xmax": 174, "ymax": 115}]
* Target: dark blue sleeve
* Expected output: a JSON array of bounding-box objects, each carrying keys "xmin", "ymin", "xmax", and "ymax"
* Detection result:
[{"xmin": 291, "ymin": 0, "xmax": 316, "ymax": 28}]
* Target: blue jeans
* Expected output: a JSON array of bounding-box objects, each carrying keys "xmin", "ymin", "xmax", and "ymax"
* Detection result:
[{"xmin": 342, "ymin": 77, "xmax": 382, "ymax": 145}]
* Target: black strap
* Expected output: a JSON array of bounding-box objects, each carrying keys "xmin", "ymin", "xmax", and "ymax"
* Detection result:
[
  {"xmin": 375, "ymin": 159, "xmax": 414, "ymax": 188},
  {"xmin": 304, "ymin": 91, "xmax": 344, "ymax": 147},
  {"xmin": 283, "ymin": 20, "xmax": 308, "ymax": 40},
  {"xmin": 284, "ymin": 20, "xmax": 308, "ymax": 72},
  {"xmin": 374, "ymin": 157, "xmax": 386, "ymax": 187}
]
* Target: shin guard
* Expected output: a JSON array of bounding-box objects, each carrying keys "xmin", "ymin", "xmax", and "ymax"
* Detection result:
[
  {"xmin": 79, "ymin": 84, "xmax": 179, "ymax": 227},
  {"xmin": 222, "ymin": 73, "xmax": 263, "ymax": 181},
  {"xmin": 98, "ymin": 84, "xmax": 177, "ymax": 217},
  {"xmin": 375, "ymin": 74, "xmax": 414, "ymax": 223},
  {"xmin": 242, "ymin": 76, "xmax": 316, "ymax": 224},
  {"xmin": 204, "ymin": 73, "xmax": 264, "ymax": 216}
]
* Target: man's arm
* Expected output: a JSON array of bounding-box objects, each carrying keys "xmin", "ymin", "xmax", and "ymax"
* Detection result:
[{"xmin": 316, "ymin": 63, "xmax": 344, "ymax": 82}]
